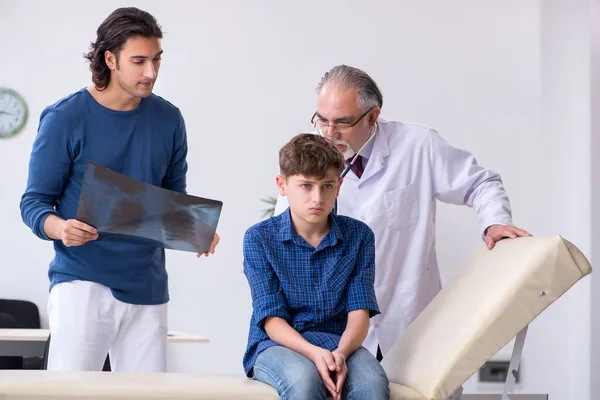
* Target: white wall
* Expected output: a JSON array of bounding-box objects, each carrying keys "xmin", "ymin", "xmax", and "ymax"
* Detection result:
[
  {"xmin": 0, "ymin": 1, "xmax": 594, "ymax": 398},
  {"xmin": 590, "ymin": 0, "xmax": 600, "ymax": 398},
  {"xmin": 527, "ymin": 1, "xmax": 591, "ymax": 399}
]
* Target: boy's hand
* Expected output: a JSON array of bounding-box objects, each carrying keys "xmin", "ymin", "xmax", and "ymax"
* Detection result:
[
  {"xmin": 331, "ymin": 351, "xmax": 348, "ymax": 399},
  {"xmin": 310, "ymin": 348, "xmax": 340, "ymax": 399}
]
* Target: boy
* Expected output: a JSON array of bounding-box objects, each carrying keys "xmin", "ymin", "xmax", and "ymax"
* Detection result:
[{"xmin": 242, "ymin": 134, "xmax": 390, "ymax": 400}]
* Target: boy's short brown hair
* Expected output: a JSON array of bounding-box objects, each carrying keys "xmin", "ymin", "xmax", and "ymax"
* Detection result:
[{"xmin": 279, "ymin": 134, "xmax": 345, "ymax": 179}]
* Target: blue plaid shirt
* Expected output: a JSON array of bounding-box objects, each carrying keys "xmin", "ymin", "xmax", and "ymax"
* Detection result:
[{"xmin": 242, "ymin": 208, "xmax": 379, "ymax": 376}]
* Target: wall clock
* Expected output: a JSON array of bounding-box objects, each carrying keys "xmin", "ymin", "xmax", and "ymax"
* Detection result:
[{"xmin": 0, "ymin": 87, "xmax": 28, "ymax": 138}]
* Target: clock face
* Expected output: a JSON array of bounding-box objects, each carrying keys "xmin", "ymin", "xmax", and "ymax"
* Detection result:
[{"xmin": 0, "ymin": 88, "xmax": 28, "ymax": 138}]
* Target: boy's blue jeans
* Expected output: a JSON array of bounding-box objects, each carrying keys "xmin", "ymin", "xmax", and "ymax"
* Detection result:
[{"xmin": 253, "ymin": 346, "xmax": 390, "ymax": 400}]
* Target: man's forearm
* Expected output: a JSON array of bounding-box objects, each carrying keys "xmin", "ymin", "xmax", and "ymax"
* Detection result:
[
  {"xmin": 43, "ymin": 214, "xmax": 65, "ymax": 240},
  {"xmin": 264, "ymin": 316, "xmax": 320, "ymax": 360},
  {"xmin": 335, "ymin": 309, "xmax": 370, "ymax": 360}
]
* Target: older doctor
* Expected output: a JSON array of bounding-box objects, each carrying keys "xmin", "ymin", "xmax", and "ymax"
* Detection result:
[{"xmin": 274, "ymin": 65, "xmax": 531, "ymax": 361}]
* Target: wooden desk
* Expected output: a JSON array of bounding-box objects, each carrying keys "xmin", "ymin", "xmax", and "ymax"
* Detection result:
[{"xmin": 0, "ymin": 328, "xmax": 208, "ymax": 357}]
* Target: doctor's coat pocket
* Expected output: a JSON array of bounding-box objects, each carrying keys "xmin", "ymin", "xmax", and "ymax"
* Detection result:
[{"xmin": 383, "ymin": 184, "xmax": 419, "ymax": 231}]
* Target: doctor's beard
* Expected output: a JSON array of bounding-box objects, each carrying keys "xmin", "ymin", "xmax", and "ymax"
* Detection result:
[{"xmin": 334, "ymin": 140, "xmax": 356, "ymax": 160}]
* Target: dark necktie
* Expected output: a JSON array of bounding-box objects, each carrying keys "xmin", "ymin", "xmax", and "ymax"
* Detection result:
[{"xmin": 347, "ymin": 155, "xmax": 364, "ymax": 178}]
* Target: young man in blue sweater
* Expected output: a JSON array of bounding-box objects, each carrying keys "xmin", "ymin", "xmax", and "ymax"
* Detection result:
[
  {"xmin": 243, "ymin": 134, "xmax": 390, "ymax": 400},
  {"xmin": 20, "ymin": 7, "xmax": 218, "ymax": 372}
]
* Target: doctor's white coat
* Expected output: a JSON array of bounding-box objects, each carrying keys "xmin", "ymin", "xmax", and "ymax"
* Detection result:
[{"xmin": 274, "ymin": 117, "xmax": 513, "ymax": 356}]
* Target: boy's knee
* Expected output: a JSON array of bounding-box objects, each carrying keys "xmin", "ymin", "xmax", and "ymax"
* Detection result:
[
  {"xmin": 345, "ymin": 352, "xmax": 390, "ymax": 399},
  {"xmin": 345, "ymin": 372, "xmax": 390, "ymax": 400},
  {"xmin": 254, "ymin": 351, "xmax": 327, "ymax": 400},
  {"xmin": 280, "ymin": 365, "xmax": 325, "ymax": 399}
]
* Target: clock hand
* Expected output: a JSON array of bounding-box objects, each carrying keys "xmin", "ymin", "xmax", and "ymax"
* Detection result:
[{"xmin": 0, "ymin": 110, "xmax": 17, "ymax": 116}]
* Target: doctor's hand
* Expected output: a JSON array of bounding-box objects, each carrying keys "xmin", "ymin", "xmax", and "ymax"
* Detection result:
[
  {"xmin": 484, "ymin": 224, "xmax": 532, "ymax": 250},
  {"xmin": 310, "ymin": 348, "xmax": 341, "ymax": 399},
  {"xmin": 196, "ymin": 232, "xmax": 220, "ymax": 258}
]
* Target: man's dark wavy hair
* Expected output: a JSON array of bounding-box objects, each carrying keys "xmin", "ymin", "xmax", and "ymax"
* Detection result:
[{"xmin": 84, "ymin": 7, "xmax": 162, "ymax": 90}]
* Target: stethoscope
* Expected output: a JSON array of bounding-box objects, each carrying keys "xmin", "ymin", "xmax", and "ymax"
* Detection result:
[{"xmin": 333, "ymin": 123, "xmax": 378, "ymax": 214}]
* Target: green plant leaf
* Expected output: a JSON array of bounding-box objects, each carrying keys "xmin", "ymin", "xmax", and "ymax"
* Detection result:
[{"xmin": 259, "ymin": 195, "xmax": 277, "ymax": 219}]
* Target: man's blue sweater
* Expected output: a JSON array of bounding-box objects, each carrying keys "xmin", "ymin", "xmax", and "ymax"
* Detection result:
[{"xmin": 20, "ymin": 88, "xmax": 188, "ymax": 305}]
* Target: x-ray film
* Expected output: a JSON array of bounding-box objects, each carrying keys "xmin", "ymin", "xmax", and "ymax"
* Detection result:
[{"xmin": 76, "ymin": 161, "xmax": 222, "ymax": 253}]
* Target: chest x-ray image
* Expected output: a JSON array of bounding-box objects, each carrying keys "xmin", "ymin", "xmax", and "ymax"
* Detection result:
[{"xmin": 76, "ymin": 161, "xmax": 222, "ymax": 253}]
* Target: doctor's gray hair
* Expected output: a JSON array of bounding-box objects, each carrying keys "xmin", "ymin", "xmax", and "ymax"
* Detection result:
[{"xmin": 316, "ymin": 65, "xmax": 383, "ymax": 110}]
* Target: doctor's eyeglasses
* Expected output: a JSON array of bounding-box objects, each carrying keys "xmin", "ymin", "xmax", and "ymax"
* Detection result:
[{"xmin": 311, "ymin": 107, "xmax": 375, "ymax": 134}]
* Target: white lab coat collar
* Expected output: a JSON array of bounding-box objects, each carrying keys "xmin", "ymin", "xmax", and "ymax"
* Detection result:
[{"xmin": 353, "ymin": 118, "xmax": 390, "ymax": 182}]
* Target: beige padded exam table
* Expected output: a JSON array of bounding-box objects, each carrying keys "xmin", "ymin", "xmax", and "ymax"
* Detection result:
[{"xmin": 0, "ymin": 236, "xmax": 589, "ymax": 400}]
